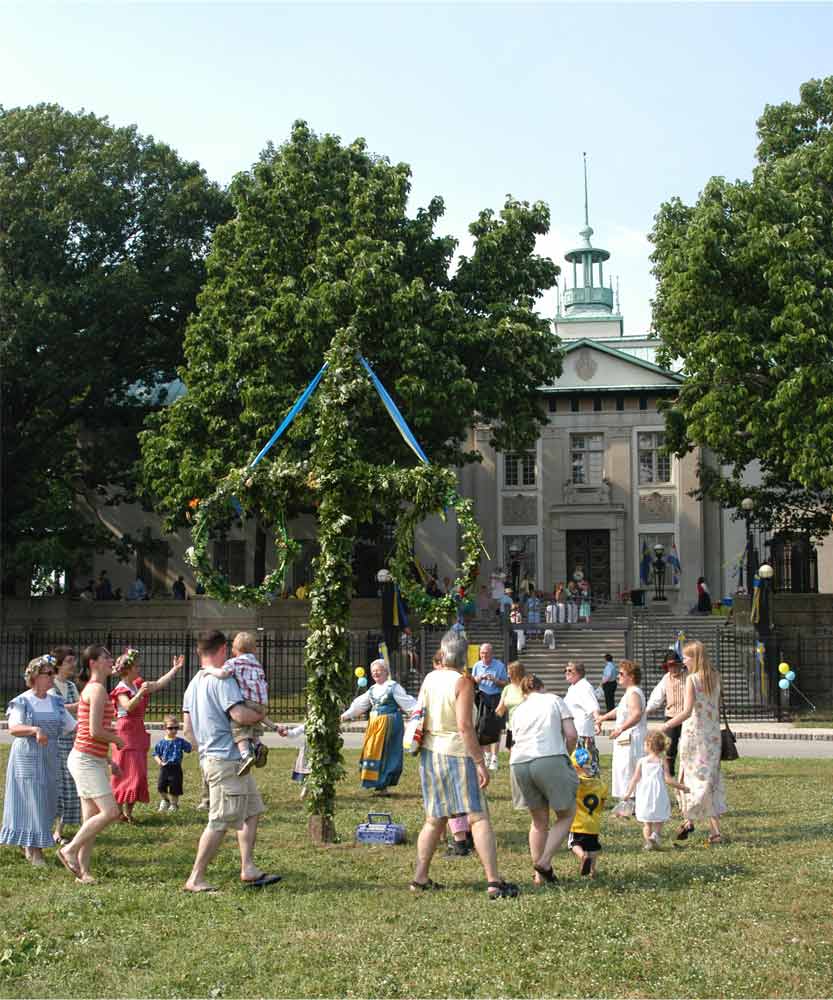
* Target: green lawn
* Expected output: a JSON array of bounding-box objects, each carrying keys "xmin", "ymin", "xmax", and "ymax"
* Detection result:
[{"xmin": 1, "ymin": 749, "xmax": 832, "ymax": 998}]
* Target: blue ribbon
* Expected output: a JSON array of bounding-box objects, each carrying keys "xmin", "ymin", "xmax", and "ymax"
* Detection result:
[
  {"xmin": 249, "ymin": 362, "xmax": 329, "ymax": 469},
  {"xmin": 358, "ymin": 355, "xmax": 429, "ymax": 465}
]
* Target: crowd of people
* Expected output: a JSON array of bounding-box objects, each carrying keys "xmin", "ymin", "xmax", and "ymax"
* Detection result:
[{"xmin": 1, "ymin": 626, "xmax": 729, "ymax": 892}]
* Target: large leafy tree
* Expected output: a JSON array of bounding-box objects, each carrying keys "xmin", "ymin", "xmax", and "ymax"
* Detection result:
[
  {"xmin": 651, "ymin": 77, "xmax": 833, "ymax": 537},
  {"xmin": 143, "ymin": 122, "xmax": 560, "ymax": 521},
  {"xmin": 0, "ymin": 103, "xmax": 231, "ymax": 590},
  {"xmin": 142, "ymin": 121, "xmax": 560, "ymax": 838}
]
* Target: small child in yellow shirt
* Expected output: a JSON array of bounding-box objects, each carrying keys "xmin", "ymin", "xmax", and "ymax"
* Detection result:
[{"xmin": 568, "ymin": 747, "xmax": 608, "ymax": 877}]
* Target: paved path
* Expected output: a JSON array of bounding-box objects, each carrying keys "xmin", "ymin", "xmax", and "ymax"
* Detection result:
[{"xmin": 3, "ymin": 723, "xmax": 832, "ymax": 759}]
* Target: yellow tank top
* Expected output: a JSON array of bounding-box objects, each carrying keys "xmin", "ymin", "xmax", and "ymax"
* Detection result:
[{"xmin": 420, "ymin": 670, "xmax": 475, "ymax": 757}]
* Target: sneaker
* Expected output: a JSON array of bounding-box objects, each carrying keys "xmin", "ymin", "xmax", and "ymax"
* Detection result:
[
  {"xmin": 158, "ymin": 800, "xmax": 169, "ymax": 813},
  {"xmin": 488, "ymin": 754, "xmax": 499, "ymax": 772},
  {"xmin": 237, "ymin": 753, "xmax": 255, "ymax": 777},
  {"xmin": 196, "ymin": 800, "xmax": 210, "ymax": 811},
  {"xmin": 642, "ymin": 839, "xmax": 655, "ymax": 851},
  {"xmin": 254, "ymin": 742, "xmax": 269, "ymax": 768},
  {"xmin": 169, "ymin": 802, "xmax": 179, "ymax": 812}
]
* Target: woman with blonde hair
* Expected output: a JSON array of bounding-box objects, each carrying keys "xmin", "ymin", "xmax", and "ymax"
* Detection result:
[
  {"xmin": 495, "ymin": 660, "xmax": 525, "ymax": 756},
  {"xmin": 1, "ymin": 655, "xmax": 76, "ymax": 866},
  {"xmin": 663, "ymin": 639, "xmax": 727, "ymax": 844},
  {"xmin": 595, "ymin": 659, "xmax": 647, "ymax": 816}
]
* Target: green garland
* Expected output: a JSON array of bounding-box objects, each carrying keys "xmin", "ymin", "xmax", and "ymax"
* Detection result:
[
  {"xmin": 185, "ymin": 462, "xmax": 305, "ymax": 605},
  {"xmin": 385, "ymin": 466, "xmax": 485, "ymax": 625}
]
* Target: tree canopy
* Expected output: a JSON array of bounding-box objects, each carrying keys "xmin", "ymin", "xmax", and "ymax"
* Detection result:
[
  {"xmin": 0, "ymin": 103, "xmax": 231, "ymax": 588},
  {"xmin": 651, "ymin": 77, "xmax": 833, "ymax": 538},
  {"xmin": 141, "ymin": 120, "xmax": 561, "ymax": 527}
]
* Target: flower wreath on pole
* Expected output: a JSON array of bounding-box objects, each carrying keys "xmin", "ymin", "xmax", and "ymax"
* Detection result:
[
  {"xmin": 382, "ymin": 464, "xmax": 485, "ymax": 626},
  {"xmin": 185, "ymin": 461, "xmax": 305, "ymax": 606}
]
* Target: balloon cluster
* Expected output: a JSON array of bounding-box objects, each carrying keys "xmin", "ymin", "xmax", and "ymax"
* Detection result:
[
  {"xmin": 777, "ymin": 661, "xmax": 796, "ymax": 691},
  {"xmin": 354, "ymin": 666, "xmax": 368, "ymax": 689}
]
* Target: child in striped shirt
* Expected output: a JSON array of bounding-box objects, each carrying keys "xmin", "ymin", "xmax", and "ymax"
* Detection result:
[{"xmin": 202, "ymin": 631, "xmax": 274, "ymax": 776}]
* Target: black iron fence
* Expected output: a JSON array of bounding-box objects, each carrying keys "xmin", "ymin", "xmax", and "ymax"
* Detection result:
[
  {"xmin": 0, "ymin": 628, "xmax": 437, "ymax": 722},
  {"xmin": 629, "ymin": 616, "xmax": 782, "ymax": 720}
]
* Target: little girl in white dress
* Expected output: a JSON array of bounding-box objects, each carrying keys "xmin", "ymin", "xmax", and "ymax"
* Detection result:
[{"xmin": 624, "ymin": 730, "xmax": 689, "ymax": 850}]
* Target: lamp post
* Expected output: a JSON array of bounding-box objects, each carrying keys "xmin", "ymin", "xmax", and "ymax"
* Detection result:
[
  {"xmin": 757, "ymin": 562, "xmax": 779, "ymax": 719},
  {"xmin": 741, "ymin": 497, "xmax": 754, "ymax": 593},
  {"xmin": 652, "ymin": 543, "xmax": 667, "ymax": 601}
]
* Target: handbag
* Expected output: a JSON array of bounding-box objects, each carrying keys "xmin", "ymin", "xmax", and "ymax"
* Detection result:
[
  {"xmin": 614, "ymin": 729, "xmax": 631, "ymax": 746},
  {"xmin": 403, "ymin": 708, "xmax": 424, "ymax": 756},
  {"xmin": 475, "ymin": 693, "xmax": 504, "ymax": 746},
  {"xmin": 719, "ymin": 688, "xmax": 740, "ymax": 761}
]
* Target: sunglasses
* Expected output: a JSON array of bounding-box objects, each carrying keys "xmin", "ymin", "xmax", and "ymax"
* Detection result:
[{"xmin": 38, "ymin": 669, "xmax": 55, "ymax": 676}]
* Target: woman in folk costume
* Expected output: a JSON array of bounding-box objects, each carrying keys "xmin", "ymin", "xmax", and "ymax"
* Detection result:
[{"xmin": 341, "ymin": 659, "xmax": 417, "ymax": 793}]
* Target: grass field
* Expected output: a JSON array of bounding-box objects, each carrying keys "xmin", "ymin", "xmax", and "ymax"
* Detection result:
[{"xmin": 1, "ymin": 748, "xmax": 832, "ymax": 998}]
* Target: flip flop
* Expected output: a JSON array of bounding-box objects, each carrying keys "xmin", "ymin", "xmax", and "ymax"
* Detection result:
[
  {"xmin": 532, "ymin": 864, "xmax": 557, "ymax": 884},
  {"xmin": 56, "ymin": 847, "xmax": 81, "ymax": 879},
  {"xmin": 242, "ymin": 873, "xmax": 282, "ymax": 889},
  {"xmin": 183, "ymin": 884, "xmax": 221, "ymax": 894}
]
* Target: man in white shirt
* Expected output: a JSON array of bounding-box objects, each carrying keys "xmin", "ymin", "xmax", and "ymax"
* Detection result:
[{"xmin": 563, "ymin": 661, "xmax": 601, "ymax": 774}]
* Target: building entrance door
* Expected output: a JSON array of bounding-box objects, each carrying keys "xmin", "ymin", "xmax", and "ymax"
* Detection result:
[{"xmin": 565, "ymin": 530, "xmax": 611, "ymax": 601}]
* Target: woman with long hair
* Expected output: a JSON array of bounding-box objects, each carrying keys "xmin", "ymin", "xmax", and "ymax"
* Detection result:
[
  {"xmin": 663, "ymin": 639, "xmax": 727, "ymax": 844},
  {"xmin": 57, "ymin": 646, "xmax": 124, "ymax": 883}
]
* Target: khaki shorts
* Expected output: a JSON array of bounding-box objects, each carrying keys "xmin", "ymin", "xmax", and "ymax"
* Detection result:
[
  {"xmin": 202, "ymin": 755, "xmax": 266, "ymax": 832},
  {"xmin": 230, "ymin": 699, "xmax": 267, "ymax": 744},
  {"xmin": 68, "ymin": 748, "xmax": 114, "ymax": 801}
]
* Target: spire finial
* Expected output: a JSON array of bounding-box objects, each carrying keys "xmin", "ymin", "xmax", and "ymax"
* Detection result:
[
  {"xmin": 616, "ymin": 276, "xmax": 621, "ymax": 313},
  {"xmin": 583, "ymin": 152, "xmax": 589, "ymax": 227}
]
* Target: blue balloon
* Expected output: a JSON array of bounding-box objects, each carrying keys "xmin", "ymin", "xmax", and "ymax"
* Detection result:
[
  {"xmin": 778, "ymin": 678, "xmax": 790, "ymax": 690},
  {"xmin": 785, "ymin": 670, "xmax": 796, "ymax": 682},
  {"xmin": 357, "ymin": 676, "xmax": 368, "ymax": 688}
]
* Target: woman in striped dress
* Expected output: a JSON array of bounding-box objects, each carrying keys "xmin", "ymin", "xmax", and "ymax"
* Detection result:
[
  {"xmin": 56, "ymin": 645, "xmax": 124, "ymax": 885},
  {"xmin": 410, "ymin": 629, "xmax": 519, "ymax": 899},
  {"xmin": 48, "ymin": 646, "xmax": 82, "ymax": 843},
  {"xmin": 1, "ymin": 654, "xmax": 77, "ymax": 866}
]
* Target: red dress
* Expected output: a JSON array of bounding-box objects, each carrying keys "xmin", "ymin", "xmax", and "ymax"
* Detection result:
[{"xmin": 110, "ymin": 677, "xmax": 150, "ymax": 804}]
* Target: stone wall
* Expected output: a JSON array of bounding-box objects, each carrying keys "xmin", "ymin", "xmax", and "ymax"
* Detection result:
[{"xmin": 0, "ymin": 596, "xmax": 384, "ymax": 634}]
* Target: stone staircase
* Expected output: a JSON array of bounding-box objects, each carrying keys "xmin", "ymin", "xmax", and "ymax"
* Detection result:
[{"xmin": 516, "ymin": 627, "xmax": 628, "ymax": 697}]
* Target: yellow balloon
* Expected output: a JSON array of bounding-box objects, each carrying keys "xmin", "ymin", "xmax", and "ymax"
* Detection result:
[
  {"xmin": 354, "ymin": 666, "xmax": 365, "ymax": 678},
  {"xmin": 778, "ymin": 662, "xmax": 790, "ymax": 675}
]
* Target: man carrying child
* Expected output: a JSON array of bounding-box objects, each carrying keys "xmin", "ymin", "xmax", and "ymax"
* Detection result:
[{"xmin": 182, "ymin": 629, "xmax": 280, "ymax": 893}]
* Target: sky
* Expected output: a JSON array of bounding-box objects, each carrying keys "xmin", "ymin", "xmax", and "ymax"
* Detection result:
[{"xmin": 3, "ymin": 1, "xmax": 833, "ymax": 336}]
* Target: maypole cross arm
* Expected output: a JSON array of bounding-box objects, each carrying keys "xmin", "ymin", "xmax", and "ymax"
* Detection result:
[{"xmin": 186, "ymin": 353, "xmax": 486, "ymax": 619}]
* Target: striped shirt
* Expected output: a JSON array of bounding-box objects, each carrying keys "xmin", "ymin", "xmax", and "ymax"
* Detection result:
[
  {"xmin": 665, "ymin": 671, "xmax": 687, "ymax": 717},
  {"xmin": 74, "ymin": 684, "xmax": 115, "ymax": 758},
  {"xmin": 222, "ymin": 653, "xmax": 268, "ymax": 705}
]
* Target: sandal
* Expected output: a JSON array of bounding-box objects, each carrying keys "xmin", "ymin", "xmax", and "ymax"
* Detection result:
[
  {"xmin": 707, "ymin": 833, "xmax": 723, "ymax": 845},
  {"xmin": 675, "ymin": 821, "xmax": 695, "ymax": 841},
  {"xmin": 487, "ymin": 880, "xmax": 520, "ymax": 899},
  {"xmin": 409, "ymin": 878, "xmax": 443, "ymax": 892},
  {"xmin": 532, "ymin": 864, "xmax": 557, "ymax": 885}
]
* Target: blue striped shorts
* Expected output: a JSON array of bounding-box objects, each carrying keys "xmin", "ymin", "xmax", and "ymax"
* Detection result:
[{"xmin": 419, "ymin": 748, "xmax": 486, "ymax": 818}]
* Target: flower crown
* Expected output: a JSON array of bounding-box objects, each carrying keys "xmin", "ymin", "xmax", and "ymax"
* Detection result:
[
  {"xmin": 117, "ymin": 647, "xmax": 140, "ymax": 671},
  {"xmin": 24, "ymin": 654, "xmax": 56, "ymax": 683}
]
